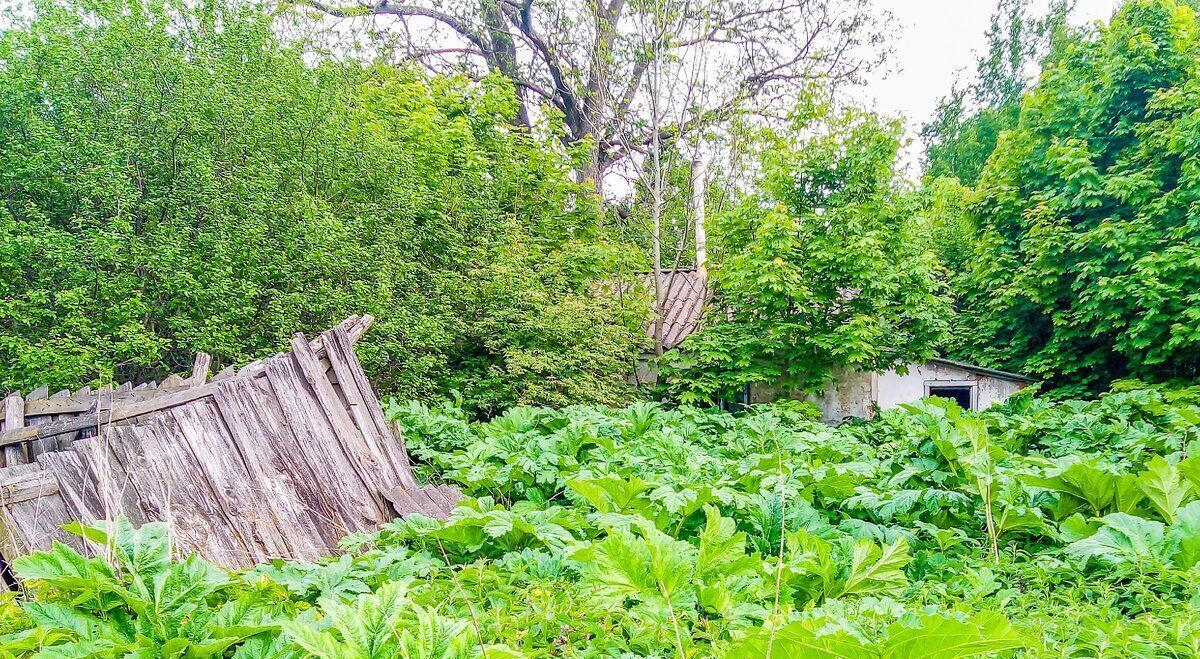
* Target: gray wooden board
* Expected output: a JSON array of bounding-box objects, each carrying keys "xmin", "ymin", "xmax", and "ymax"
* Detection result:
[
  {"xmin": 71, "ymin": 431, "xmax": 153, "ymax": 527},
  {"xmin": 262, "ymin": 355, "xmax": 387, "ymax": 531},
  {"xmin": 323, "ymin": 327, "xmax": 418, "ymax": 490},
  {"xmin": 25, "ymin": 388, "xmax": 55, "ymax": 458},
  {"xmin": 3, "ymin": 395, "xmax": 28, "ymax": 467},
  {"xmin": 0, "ymin": 381, "xmax": 236, "ymax": 448},
  {"xmin": 36, "ymin": 449, "xmax": 103, "ymax": 529},
  {"xmin": 0, "ymin": 463, "xmax": 84, "ymax": 562},
  {"xmin": 213, "ymin": 376, "xmax": 340, "ymax": 557},
  {"xmin": 0, "ymin": 315, "xmax": 449, "ymax": 569},
  {"xmin": 108, "ymin": 419, "xmax": 253, "ymax": 566},
  {"xmin": 289, "ymin": 334, "xmax": 396, "ymax": 518},
  {"xmin": 169, "ymin": 400, "xmax": 293, "ymax": 561}
]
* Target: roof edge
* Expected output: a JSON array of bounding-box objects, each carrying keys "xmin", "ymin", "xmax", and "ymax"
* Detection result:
[{"xmin": 928, "ymin": 357, "xmax": 1036, "ymax": 383}]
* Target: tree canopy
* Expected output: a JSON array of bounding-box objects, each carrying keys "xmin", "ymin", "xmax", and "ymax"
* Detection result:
[
  {"xmin": 921, "ymin": 0, "xmax": 1074, "ymax": 186},
  {"xmin": 662, "ymin": 104, "xmax": 951, "ymax": 402},
  {"xmin": 293, "ymin": 0, "xmax": 890, "ymax": 196},
  {"xmin": 0, "ymin": 0, "xmax": 644, "ymax": 414},
  {"xmin": 954, "ymin": 0, "xmax": 1200, "ymax": 394}
]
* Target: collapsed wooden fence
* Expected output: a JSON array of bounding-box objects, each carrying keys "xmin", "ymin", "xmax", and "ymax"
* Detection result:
[{"xmin": 0, "ymin": 316, "xmax": 458, "ymax": 585}]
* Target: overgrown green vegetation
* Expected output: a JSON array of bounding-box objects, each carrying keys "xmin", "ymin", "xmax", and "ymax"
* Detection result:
[
  {"xmin": 0, "ymin": 0, "xmax": 643, "ymax": 414},
  {"xmin": 5, "ymin": 0, "xmax": 1200, "ymax": 652},
  {"xmin": 943, "ymin": 0, "xmax": 1200, "ymax": 395},
  {"xmin": 662, "ymin": 105, "xmax": 951, "ymax": 403},
  {"xmin": 7, "ymin": 389, "xmax": 1200, "ymax": 656}
]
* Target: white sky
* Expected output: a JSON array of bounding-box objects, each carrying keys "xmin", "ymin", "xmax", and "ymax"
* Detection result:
[{"xmin": 860, "ymin": 0, "xmax": 1122, "ymax": 171}]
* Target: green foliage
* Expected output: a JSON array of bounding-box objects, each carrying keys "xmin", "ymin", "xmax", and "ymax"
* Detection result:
[
  {"xmin": 921, "ymin": 0, "xmax": 1075, "ymax": 185},
  {"xmin": 0, "ymin": 0, "xmax": 643, "ymax": 414},
  {"xmin": 661, "ymin": 105, "xmax": 952, "ymax": 403},
  {"xmin": 10, "ymin": 389, "xmax": 1200, "ymax": 655},
  {"xmin": 956, "ymin": 0, "xmax": 1200, "ymax": 394},
  {"xmin": 5, "ymin": 519, "xmax": 293, "ymax": 657}
]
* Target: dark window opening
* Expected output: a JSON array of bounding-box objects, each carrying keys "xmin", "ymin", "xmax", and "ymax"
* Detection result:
[
  {"xmin": 928, "ymin": 386, "xmax": 973, "ymax": 410},
  {"xmin": 718, "ymin": 386, "xmax": 752, "ymax": 413}
]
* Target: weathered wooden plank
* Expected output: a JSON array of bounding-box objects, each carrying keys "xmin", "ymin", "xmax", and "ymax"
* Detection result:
[
  {"xmin": 71, "ymin": 432, "xmax": 152, "ymax": 526},
  {"xmin": 168, "ymin": 401, "xmax": 289, "ymax": 562},
  {"xmin": 290, "ymin": 333, "xmax": 401, "ymax": 517},
  {"xmin": 36, "ymin": 449, "xmax": 102, "ymax": 527},
  {"xmin": 213, "ymin": 377, "xmax": 340, "ymax": 557},
  {"xmin": 382, "ymin": 486, "xmax": 425, "ymax": 518},
  {"xmin": 2, "ymin": 395, "xmax": 28, "ymax": 467},
  {"xmin": 437, "ymin": 485, "xmax": 465, "ymax": 516},
  {"xmin": 237, "ymin": 315, "xmax": 373, "ymax": 380},
  {"xmin": 322, "ymin": 326, "xmax": 418, "ymax": 490},
  {"xmin": 0, "ymin": 380, "xmax": 227, "ymax": 448},
  {"xmin": 0, "ymin": 464, "xmax": 60, "ymax": 505},
  {"xmin": 25, "ymin": 387, "xmax": 177, "ymax": 418},
  {"xmin": 0, "ymin": 463, "xmax": 85, "ymax": 559},
  {"xmin": 0, "ymin": 314, "xmax": 434, "ymax": 568},
  {"xmin": 190, "ymin": 353, "xmax": 211, "ymax": 387},
  {"xmin": 24, "ymin": 388, "xmax": 55, "ymax": 458},
  {"xmin": 108, "ymin": 418, "xmax": 255, "ymax": 567},
  {"xmin": 51, "ymin": 389, "xmax": 80, "ymax": 451},
  {"xmin": 262, "ymin": 356, "xmax": 387, "ymax": 531}
]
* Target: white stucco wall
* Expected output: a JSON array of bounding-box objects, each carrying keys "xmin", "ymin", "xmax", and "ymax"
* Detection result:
[
  {"xmin": 874, "ymin": 361, "xmax": 1026, "ymax": 412},
  {"xmin": 750, "ymin": 360, "xmax": 1029, "ymax": 424}
]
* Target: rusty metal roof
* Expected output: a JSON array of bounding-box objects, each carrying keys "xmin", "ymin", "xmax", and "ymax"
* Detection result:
[{"xmin": 643, "ymin": 269, "xmax": 710, "ymax": 350}]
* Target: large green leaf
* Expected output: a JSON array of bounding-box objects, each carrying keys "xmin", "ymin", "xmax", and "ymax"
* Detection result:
[
  {"xmin": 1137, "ymin": 455, "xmax": 1193, "ymax": 523},
  {"xmin": 882, "ymin": 611, "xmax": 1026, "ymax": 658},
  {"xmin": 724, "ymin": 619, "xmax": 870, "ymax": 658},
  {"xmin": 831, "ymin": 539, "xmax": 911, "ymax": 598},
  {"xmin": 1020, "ymin": 459, "xmax": 1124, "ymax": 516},
  {"xmin": 1168, "ymin": 500, "xmax": 1200, "ymax": 569},
  {"xmin": 1066, "ymin": 513, "xmax": 1175, "ymax": 567}
]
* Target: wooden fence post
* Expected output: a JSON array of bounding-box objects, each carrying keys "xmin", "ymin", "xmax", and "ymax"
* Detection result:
[{"xmin": 2, "ymin": 394, "xmax": 26, "ymax": 467}]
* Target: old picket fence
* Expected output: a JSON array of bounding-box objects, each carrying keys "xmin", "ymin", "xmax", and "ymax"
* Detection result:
[{"xmin": 0, "ymin": 315, "xmax": 458, "ymax": 588}]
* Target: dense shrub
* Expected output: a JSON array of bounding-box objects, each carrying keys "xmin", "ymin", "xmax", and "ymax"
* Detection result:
[{"xmin": 0, "ymin": 0, "xmax": 644, "ymax": 413}]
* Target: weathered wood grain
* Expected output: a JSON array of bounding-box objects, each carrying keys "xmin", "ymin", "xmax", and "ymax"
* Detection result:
[
  {"xmin": 323, "ymin": 326, "xmax": 418, "ymax": 490},
  {"xmin": 262, "ymin": 355, "xmax": 387, "ymax": 531},
  {"xmin": 110, "ymin": 418, "xmax": 255, "ymax": 566},
  {"xmin": 24, "ymin": 388, "xmax": 55, "ymax": 458},
  {"xmin": 169, "ymin": 400, "xmax": 290, "ymax": 562},
  {"xmin": 0, "ymin": 381, "xmax": 225, "ymax": 448},
  {"xmin": 0, "ymin": 314, "xmax": 452, "ymax": 572},
  {"xmin": 37, "ymin": 449, "xmax": 103, "ymax": 526},
  {"xmin": 2, "ymin": 395, "xmax": 28, "ymax": 467},
  {"xmin": 72, "ymin": 431, "xmax": 153, "ymax": 526},
  {"xmin": 0, "ymin": 463, "xmax": 85, "ymax": 566},
  {"xmin": 290, "ymin": 333, "xmax": 397, "ymax": 515},
  {"xmin": 190, "ymin": 353, "xmax": 212, "ymax": 387},
  {"xmin": 214, "ymin": 377, "xmax": 340, "ymax": 556}
]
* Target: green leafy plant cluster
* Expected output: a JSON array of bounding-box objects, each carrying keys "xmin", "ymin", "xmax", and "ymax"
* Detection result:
[
  {"xmin": 660, "ymin": 104, "xmax": 952, "ymax": 404},
  {"xmin": 952, "ymin": 0, "xmax": 1200, "ymax": 394},
  {"xmin": 0, "ymin": 0, "xmax": 645, "ymax": 415},
  {"xmin": 7, "ymin": 389, "xmax": 1200, "ymax": 656}
]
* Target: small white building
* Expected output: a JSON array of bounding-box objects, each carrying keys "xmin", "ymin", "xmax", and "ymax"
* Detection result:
[{"xmin": 639, "ymin": 269, "xmax": 1035, "ymax": 422}]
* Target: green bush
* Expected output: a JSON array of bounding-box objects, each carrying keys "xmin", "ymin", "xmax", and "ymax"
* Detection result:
[{"xmin": 0, "ymin": 0, "xmax": 644, "ymax": 413}]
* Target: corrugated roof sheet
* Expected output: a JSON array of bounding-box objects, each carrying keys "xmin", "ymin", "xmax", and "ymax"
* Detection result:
[{"xmin": 643, "ymin": 269, "xmax": 709, "ymax": 350}]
